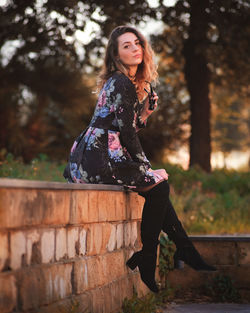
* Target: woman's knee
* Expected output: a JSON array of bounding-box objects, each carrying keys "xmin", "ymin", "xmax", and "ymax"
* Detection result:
[{"xmin": 139, "ymin": 179, "xmax": 170, "ymax": 198}]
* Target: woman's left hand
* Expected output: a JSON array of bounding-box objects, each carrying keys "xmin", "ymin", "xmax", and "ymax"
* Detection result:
[{"xmin": 141, "ymin": 92, "xmax": 158, "ymax": 121}]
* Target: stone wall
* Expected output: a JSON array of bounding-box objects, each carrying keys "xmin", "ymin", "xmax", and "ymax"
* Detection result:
[
  {"xmin": 0, "ymin": 178, "xmax": 250, "ymax": 313},
  {"xmin": 168, "ymin": 235, "xmax": 250, "ymax": 301},
  {"xmin": 0, "ymin": 178, "xmax": 148, "ymax": 313}
]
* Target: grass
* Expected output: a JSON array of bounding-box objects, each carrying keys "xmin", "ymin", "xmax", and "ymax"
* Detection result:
[
  {"xmin": 0, "ymin": 153, "xmax": 66, "ymax": 182},
  {"xmin": 158, "ymin": 163, "xmax": 250, "ymax": 234},
  {"xmin": 1, "ymin": 153, "xmax": 249, "ymax": 234}
]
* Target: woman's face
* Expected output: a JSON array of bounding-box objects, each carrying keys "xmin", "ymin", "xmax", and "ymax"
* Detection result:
[{"xmin": 117, "ymin": 32, "xmax": 143, "ymax": 69}]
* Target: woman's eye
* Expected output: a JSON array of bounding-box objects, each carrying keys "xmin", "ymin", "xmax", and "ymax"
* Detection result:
[{"xmin": 124, "ymin": 45, "xmax": 129, "ymax": 49}]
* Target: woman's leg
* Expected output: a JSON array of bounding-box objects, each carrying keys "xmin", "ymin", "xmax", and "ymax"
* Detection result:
[
  {"xmin": 126, "ymin": 180, "xmax": 169, "ymax": 293},
  {"xmin": 162, "ymin": 198, "xmax": 216, "ymax": 271}
]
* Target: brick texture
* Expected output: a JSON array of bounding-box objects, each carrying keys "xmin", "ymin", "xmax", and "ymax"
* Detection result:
[
  {"xmin": 0, "ymin": 189, "xmax": 70, "ymax": 228},
  {"xmin": 1, "ymin": 182, "xmax": 250, "ymax": 313},
  {"xmin": 41, "ymin": 229, "xmax": 55, "ymax": 264},
  {"xmin": 10, "ymin": 231, "xmax": 26, "ymax": 270},
  {"xmin": 18, "ymin": 263, "xmax": 72, "ymax": 311},
  {"xmin": 0, "ymin": 273, "xmax": 17, "ymax": 313},
  {"xmin": 0, "ymin": 232, "xmax": 8, "ymax": 271}
]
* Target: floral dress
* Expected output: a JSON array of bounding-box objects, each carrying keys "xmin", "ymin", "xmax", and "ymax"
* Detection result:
[{"xmin": 63, "ymin": 72, "xmax": 161, "ymax": 188}]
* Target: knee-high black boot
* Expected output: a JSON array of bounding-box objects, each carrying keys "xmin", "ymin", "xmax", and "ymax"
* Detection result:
[
  {"xmin": 163, "ymin": 198, "xmax": 216, "ymax": 271},
  {"xmin": 126, "ymin": 180, "xmax": 170, "ymax": 293}
]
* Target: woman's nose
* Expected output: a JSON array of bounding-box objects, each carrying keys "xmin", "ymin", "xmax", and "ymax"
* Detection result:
[{"xmin": 131, "ymin": 44, "xmax": 139, "ymax": 51}]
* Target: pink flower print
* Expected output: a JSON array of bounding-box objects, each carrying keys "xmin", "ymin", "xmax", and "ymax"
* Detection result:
[
  {"xmin": 97, "ymin": 90, "xmax": 106, "ymax": 108},
  {"xmin": 108, "ymin": 133, "xmax": 122, "ymax": 151},
  {"xmin": 71, "ymin": 141, "xmax": 77, "ymax": 153}
]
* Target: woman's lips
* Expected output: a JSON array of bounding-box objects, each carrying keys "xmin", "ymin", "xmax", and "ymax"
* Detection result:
[{"xmin": 134, "ymin": 54, "xmax": 142, "ymax": 58}]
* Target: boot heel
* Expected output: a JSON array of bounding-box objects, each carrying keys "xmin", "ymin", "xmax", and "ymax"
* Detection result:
[{"xmin": 126, "ymin": 252, "xmax": 140, "ymax": 270}]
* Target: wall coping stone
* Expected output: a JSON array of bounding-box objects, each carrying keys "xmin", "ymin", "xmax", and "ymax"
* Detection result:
[
  {"xmin": 190, "ymin": 235, "xmax": 250, "ymax": 242},
  {"xmin": 0, "ymin": 178, "xmax": 125, "ymax": 191}
]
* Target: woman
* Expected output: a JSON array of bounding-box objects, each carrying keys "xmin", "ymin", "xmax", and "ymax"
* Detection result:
[{"xmin": 64, "ymin": 25, "xmax": 216, "ymax": 293}]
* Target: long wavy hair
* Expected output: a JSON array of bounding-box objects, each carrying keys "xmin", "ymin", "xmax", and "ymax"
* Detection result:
[{"xmin": 97, "ymin": 25, "xmax": 158, "ymax": 102}]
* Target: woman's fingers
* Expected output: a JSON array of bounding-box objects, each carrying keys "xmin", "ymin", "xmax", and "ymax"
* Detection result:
[{"xmin": 152, "ymin": 169, "xmax": 169, "ymax": 180}]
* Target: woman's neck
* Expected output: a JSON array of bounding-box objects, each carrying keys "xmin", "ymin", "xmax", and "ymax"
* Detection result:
[{"xmin": 128, "ymin": 65, "xmax": 137, "ymax": 77}]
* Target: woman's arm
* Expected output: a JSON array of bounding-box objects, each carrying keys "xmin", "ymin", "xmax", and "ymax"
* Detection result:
[
  {"xmin": 112, "ymin": 74, "xmax": 151, "ymax": 168},
  {"xmin": 139, "ymin": 92, "xmax": 158, "ymax": 122}
]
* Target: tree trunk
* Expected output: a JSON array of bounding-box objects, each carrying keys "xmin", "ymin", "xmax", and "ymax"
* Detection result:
[{"xmin": 183, "ymin": 0, "xmax": 211, "ymax": 172}]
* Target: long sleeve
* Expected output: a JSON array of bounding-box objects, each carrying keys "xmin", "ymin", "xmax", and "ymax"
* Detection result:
[{"xmin": 112, "ymin": 74, "xmax": 151, "ymax": 169}]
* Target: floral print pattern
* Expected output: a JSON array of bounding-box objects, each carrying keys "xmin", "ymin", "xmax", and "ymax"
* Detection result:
[{"xmin": 64, "ymin": 72, "xmax": 161, "ymax": 187}]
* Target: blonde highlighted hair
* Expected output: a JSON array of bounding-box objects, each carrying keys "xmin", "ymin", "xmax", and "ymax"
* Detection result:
[{"xmin": 98, "ymin": 25, "xmax": 158, "ymax": 102}]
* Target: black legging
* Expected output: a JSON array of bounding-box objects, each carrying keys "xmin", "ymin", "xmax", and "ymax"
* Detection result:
[{"xmin": 139, "ymin": 180, "xmax": 192, "ymax": 251}]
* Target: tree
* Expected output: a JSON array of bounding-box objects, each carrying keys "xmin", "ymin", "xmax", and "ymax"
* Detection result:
[
  {"xmin": 157, "ymin": 0, "xmax": 250, "ymax": 171},
  {"xmin": 0, "ymin": 0, "xmax": 95, "ymax": 161},
  {"xmin": 211, "ymin": 86, "xmax": 250, "ymax": 166}
]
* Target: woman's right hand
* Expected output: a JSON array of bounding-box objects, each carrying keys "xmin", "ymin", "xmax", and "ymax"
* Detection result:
[{"xmin": 150, "ymin": 168, "xmax": 169, "ymax": 180}]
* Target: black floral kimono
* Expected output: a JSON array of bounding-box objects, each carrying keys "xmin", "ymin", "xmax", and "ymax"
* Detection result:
[{"xmin": 64, "ymin": 72, "xmax": 161, "ymax": 188}]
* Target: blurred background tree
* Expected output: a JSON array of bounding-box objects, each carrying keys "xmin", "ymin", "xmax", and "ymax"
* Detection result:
[{"xmin": 0, "ymin": 0, "xmax": 249, "ymax": 171}]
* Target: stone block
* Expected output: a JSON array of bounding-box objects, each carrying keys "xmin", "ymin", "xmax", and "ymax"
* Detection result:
[
  {"xmin": 67, "ymin": 227, "xmax": 79, "ymax": 258},
  {"xmin": 0, "ymin": 189, "xmax": 70, "ymax": 228},
  {"xmin": 119, "ymin": 276, "xmax": 134, "ymax": 305},
  {"xmin": 239, "ymin": 289, "xmax": 250, "ymax": 302},
  {"xmin": 0, "ymin": 273, "xmax": 17, "ymax": 313},
  {"xmin": 19, "ymin": 263, "xmax": 72, "ymax": 311},
  {"xmin": 238, "ymin": 242, "xmax": 250, "ymax": 265},
  {"xmin": 90, "ymin": 287, "xmax": 105, "ymax": 313},
  {"xmin": 136, "ymin": 221, "xmax": 142, "ymax": 249},
  {"xmin": 79, "ymin": 228, "xmax": 87, "ymax": 256},
  {"xmin": 193, "ymin": 241, "xmax": 236, "ymax": 265},
  {"xmin": 167, "ymin": 266, "xmax": 216, "ymax": 290},
  {"xmin": 10, "ymin": 231, "xmax": 26, "ymax": 270},
  {"xmin": 86, "ymin": 256, "xmax": 105, "ymax": 289},
  {"xmin": 130, "ymin": 271, "xmax": 149, "ymax": 297},
  {"xmin": 73, "ymin": 259, "xmax": 88, "ymax": 294},
  {"xmin": 37, "ymin": 294, "xmax": 92, "ymax": 313},
  {"xmin": 109, "ymin": 276, "xmax": 135, "ymax": 312},
  {"xmin": 102, "ymin": 250, "xmax": 125, "ymax": 282},
  {"xmin": 107, "ymin": 224, "xmax": 116, "ymax": 252},
  {"xmin": 115, "ymin": 192, "xmax": 127, "ymax": 221},
  {"xmin": 56, "ymin": 228, "xmax": 67, "ymax": 261},
  {"xmin": 41, "ymin": 229, "xmax": 55, "ymax": 263},
  {"xmin": 88, "ymin": 191, "xmax": 99, "ymax": 223},
  {"xmin": 116, "ymin": 223, "xmax": 124, "ymax": 249},
  {"xmin": 102, "ymin": 223, "xmax": 112, "ymax": 253},
  {"xmin": 130, "ymin": 221, "xmax": 138, "ymax": 247},
  {"xmin": 105, "ymin": 191, "xmax": 117, "ymax": 222},
  {"xmin": 103, "ymin": 283, "xmax": 113, "ymax": 313},
  {"xmin": 109, "ymin": 280, "xmax": 123, "ymax": 312},
  {"xmin": 218, "ymin": 265, "xmax": 250, "ymax": 289},
  {"xmin": 0, "ymin": 232, "xmax": 8, "ymax": 271},
  {"xmin": 124, "ymin": 223, "xmax": 131, "ymax": 247},
  {"xmin": 26, "ymin": 229, "xmax": 40, "ymax": 265},
  {"xmin": 70, "ymin": 190, "xmax": 89, "ymax": 224},
  {"xmin": 86, "ymin": 223, "xmax": 103, "ymax": 255},
  {"xmin": 127, "ymin": 192, "xmax": 144, "ymax": 221},
  {"xmin": 98, "ymin": 191, "xmax": 108, "ymax": 222}
]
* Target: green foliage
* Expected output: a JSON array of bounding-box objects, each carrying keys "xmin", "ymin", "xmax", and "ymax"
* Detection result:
[
  {"xmin": 159, "ymin": 234, "xmax": 175, "ymax": 280},
  {"xmin": 153, "ymin": 163, "xmax": 250, "ymax": 234},
  {"xmin": 205, "ymin": 274, "xmax": 241, "ymax": 302},
  {"xmin": 121, "ymin": 286, "xmax": 174, "ymax": 313},
  {"xmin": 0, "ymin": 153, "xmax": 65, "ymax": 182},
  {"xmin": 121, "ymin": 289, "xmax": 159, "ymax": 313}
]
